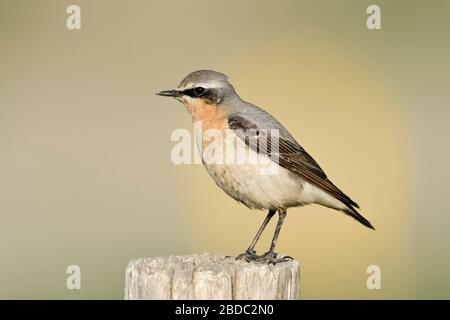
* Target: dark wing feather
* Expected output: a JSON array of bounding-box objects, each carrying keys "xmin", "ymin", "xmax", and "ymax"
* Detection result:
[{"xmin": 228, "ymin": 115, "xmax": 360, "ymax": 209}]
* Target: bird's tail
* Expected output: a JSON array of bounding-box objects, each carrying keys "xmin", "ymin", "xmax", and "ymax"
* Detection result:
[{"xmin": 342, "ymin": 206, "xmax": 375, "ymax": 230}]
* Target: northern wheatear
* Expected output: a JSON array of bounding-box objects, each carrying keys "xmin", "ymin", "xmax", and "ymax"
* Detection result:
[{"xmin": 157, "ymin": 70, "xmax": 374, "ymax": 264}]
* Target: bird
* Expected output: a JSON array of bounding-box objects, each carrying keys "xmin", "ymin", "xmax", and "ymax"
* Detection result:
[{"xmin": 157, "ymin": 70, "xmax": 374, "ymax": 264}]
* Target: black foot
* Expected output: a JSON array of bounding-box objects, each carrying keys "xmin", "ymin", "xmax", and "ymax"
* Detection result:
[
  {"xmin": 236, "ymin": 249, "xmax": 259, "ymax": 262},
  {"xmin": 256, "ymin": 251, "xmax": 293, "ymax": 265}
]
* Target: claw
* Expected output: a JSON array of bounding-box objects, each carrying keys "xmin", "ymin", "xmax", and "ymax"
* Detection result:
[
  {"xmin": 236, "ymin": 249, "xmax": 259, "ymax": 262},
  {"xmin": 235, "ymin": 249, "xmax": 294, "ymax": 264},
  {"xmin": 256, "ymin": 252, "xmax": 293, "ymax": 264}
]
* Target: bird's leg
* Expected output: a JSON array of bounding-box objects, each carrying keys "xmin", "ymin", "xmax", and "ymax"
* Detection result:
[
  {"xmin": 236, "ymin": 209, "xmax": 276, "ymax": 262},
  {"xmin": 258, "ymin": 209, "xmax": 293, "ymax": 264}
]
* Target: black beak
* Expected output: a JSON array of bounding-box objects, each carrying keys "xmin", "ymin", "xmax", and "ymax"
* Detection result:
[{"xmin": 155, "ymin": 90, "xmax": 182, "ymax": 97}]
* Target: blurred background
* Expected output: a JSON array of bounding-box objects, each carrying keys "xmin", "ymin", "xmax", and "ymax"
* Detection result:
[{"xmin": 1, "ymin": 0, "xmax": 449, "ymax": 299}]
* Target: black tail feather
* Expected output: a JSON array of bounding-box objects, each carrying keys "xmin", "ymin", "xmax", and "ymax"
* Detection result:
[{"xmin": 343, "ymin": 206, "xmax": 375, "ymax": 230}]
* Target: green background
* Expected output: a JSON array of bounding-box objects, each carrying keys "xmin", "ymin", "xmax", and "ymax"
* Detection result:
[{"xmin": 1, "ymin": 0, "xmax": 449, "ymax": 299}]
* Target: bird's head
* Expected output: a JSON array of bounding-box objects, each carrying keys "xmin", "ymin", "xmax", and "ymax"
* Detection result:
[{"xmin": 156, "ymin": 70, "xmax": 237, "ymax": 108}]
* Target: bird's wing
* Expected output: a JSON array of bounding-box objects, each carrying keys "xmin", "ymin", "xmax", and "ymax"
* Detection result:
[{"xmin": 228, "ymin": 114, "xmax": 360, "ymax": 209}]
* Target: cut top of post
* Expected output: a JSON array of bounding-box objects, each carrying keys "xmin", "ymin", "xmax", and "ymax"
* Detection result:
[{"xmin": 125, "ymin": 253, "xmax": 300, "ymax": 300}]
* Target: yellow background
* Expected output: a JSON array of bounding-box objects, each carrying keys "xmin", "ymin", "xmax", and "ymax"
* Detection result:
[{"xmin": 1, "ymin": 0, "xmax": 449, "ymax": 299}]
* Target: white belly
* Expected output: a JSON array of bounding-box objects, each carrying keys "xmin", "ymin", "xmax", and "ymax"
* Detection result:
[
  {"xmin": 203, "ymin": 159, "xmax": 304, "ymax": 210},
  {"xmin": 197, "ymin": 130, "xmax": 345, "ymax": 211}
]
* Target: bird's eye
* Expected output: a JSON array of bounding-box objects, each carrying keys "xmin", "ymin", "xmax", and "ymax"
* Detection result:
[{"xmin": 194, "ymin": 87, "xmax": 206, "ymax": 97}]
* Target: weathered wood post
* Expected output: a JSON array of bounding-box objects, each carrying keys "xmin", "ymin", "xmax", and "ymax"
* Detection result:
[{"xmin": 124, "ymin": 253, "xmax": 300, "ymax": 300}]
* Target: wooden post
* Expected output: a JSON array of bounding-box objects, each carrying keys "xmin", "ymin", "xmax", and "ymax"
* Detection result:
[{"xmin": 125, "ymin": 253, "xmax": 300, "ymax": 300}]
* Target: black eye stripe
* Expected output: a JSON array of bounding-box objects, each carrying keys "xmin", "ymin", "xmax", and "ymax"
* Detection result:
[{"xmin": 181, "ymin": 87, "xmax": 206, "ymax": 98}]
